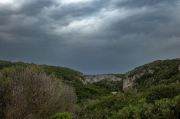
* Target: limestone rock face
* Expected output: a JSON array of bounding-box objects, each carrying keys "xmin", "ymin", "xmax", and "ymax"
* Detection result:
[
  {"xmin": 82, "ymin": 74, "xmax": 122, "ymax": 84},
  {"xmin": 123, "ymin": 76, "xmax": 135, "ymax": 89},
  {"xmin": 123, "ymin": 69, "xmax": 154, "ymax": 89},
  {"xmin": 123, "ymin": 73, "xmax": 143, "ymax": 89}
]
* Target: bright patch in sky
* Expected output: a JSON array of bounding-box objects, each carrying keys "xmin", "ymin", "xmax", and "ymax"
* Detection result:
[
  {"xmin": 0, "ymin": 0, "xmax": 13, "ymax": 4},
  {"xmin": 61, "ymin": 0, "xmax": 92, "ymax": 4}
]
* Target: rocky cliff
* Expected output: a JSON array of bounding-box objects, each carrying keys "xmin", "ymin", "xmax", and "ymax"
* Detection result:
[
  {"xmin": 123, "ymin": 59, "xmax": 180, "ymax": 89},
  {"xmin": 81, "ymin": 74, "xmax": 122, "ymax": 84},
  {"xmin": 123, "ymin": 72, "xmax": 145, "ymax": 89},
  {"xmin": 123, "ymin": 68, "xmax": 155, "ymax": 89},
  {"xmin": 79, "ymin": 59, "xmax": 180, "ymax": 89}
]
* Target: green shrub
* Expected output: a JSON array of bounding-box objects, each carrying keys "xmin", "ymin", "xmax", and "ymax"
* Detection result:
[
  {"xmin": 110, "ymin": 94, "xmax": 180, "ymax": 119},
  {"xmin": 146, "ymin": 83, "xmax": 180, "ymax": 103},
  {"xmin": 50, "ymin": 112, "xmax": 72, "ymax": 119},
  {"xmin": 0, "ymin": 66, "xmax": 76, "ymax": 119}
]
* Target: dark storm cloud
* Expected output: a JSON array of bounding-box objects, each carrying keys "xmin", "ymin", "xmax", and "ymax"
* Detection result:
[
  {"xmin": 0, "ymin": 0, "xmax": 180, "ymax": 74},
  {"xmin": 112, "ymin": 0, "xmax": 176, "ymax": 9},
  {"xmin": 19, "ymin": 0, "xmax": 53, "ymax": 16},
  {"xmin": 101, "ymin": 1, "xmax": 179, "ymax": 38},
  {"xmin": 0, "ymin": 0, "xmax": 52, "ymax": 26},
  {"xmin": 50, "ymin": 0, "xmax": 110, "ymax": 20}
]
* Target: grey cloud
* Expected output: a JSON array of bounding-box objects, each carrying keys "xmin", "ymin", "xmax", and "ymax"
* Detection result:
[
  {"xmin": 99, "ymin": 1, "xmax": 180, "ymax": 41},
  {"xmin": 113, "ymin": 0, "xmax": 176, "ymax": 9},
  {"xmin": 0, "ymin": 0, "xmax": 180, "ymax": 74},
  {"xmin": 49, "ymin": 0, "xmax": 110, "ymax": 21},
  {"xmin": 19, "ymin": 0, "xmax": 54, "ymax": 16}
]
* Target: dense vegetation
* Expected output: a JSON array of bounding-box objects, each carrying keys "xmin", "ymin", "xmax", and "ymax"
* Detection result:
[
  {"xmin": 0, "ymin": 60, "xmax": 83, "ymax": 83},
  {"xmin": 0, "ymin": 58, "xmax": 180, "ymax": 118},
  {"xmin": 93, "ymin": 79, "xmax": 123, "ymax": 93},
  {"xmin": 0, "ymin": 66, "xmax": 76, "ymax": 119},
  {"xmin": 75, "ymin": 80, "xmax": 124, "ymax": 104},
  {"xmin": 77, "ymin": 58, "xmax": 180, "ymax": 119},
  {"xmin": 131, "ymin": 59, "xmax": 180, "ymax": 91},
  {"xmin": 0, "ymin": 60, "xmax": 123, "ymax": 104},
  {"xmin": 79, "ymin": 83, "xmax": 180, "ymax": 119}
]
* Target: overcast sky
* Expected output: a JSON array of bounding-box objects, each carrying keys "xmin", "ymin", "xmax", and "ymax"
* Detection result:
[{"xmin": 0, "ymin": 0, "xmax": 180, "ymax": 74}]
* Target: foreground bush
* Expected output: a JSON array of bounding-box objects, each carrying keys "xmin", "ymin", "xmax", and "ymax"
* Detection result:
[
  {"xmin": 79, "ymin": 83, "xmax": 180, "ymax": 119},
  {"xmin": 0, "ymin": 66, "xmax": 76, "ymax": 119},
  {"xmin": 146, "ymin": 83, "xmax": 180, "ymax": 103},
  {"xmin": 50, "ymin": 112, "xmax": 72, "ymax": 119},
  {"xmin": 110, "ymin": 95, "xmax": 180, "ymax": 119}
]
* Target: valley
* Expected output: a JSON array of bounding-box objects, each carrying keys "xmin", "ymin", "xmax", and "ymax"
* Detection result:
[{"xmin": 0, "ymin": 58, "xmax": 180, "ymax": 119}]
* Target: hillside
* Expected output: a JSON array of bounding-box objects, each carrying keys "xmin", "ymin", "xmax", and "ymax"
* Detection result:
[
  {"xmin": 0, "ymin": 60, "xmax": 84, "ymax": 83},
  {"xmin": 79, "ymin": 58, "xmax": 180, "ymax": 119},
  {"xmin": 1, "ymin": 58, "xmax": 180, "ymax": 119},
  {"xmin": 0, "ymin": 60, "xmax": 123, "ymax": 104},
  {"xmin": 123, "ymin": 59, "xmax": 180, "ymax": 90}
]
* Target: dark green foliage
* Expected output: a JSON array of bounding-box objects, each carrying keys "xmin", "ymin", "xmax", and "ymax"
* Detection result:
[
  {"xmin": 50, "ymin": 112, "xmax": 72, "ymax": 119},
  {"xmin": 0, "ymin": 60, "xmax": 123, "ymax": 105},
  {"xmin": 75, "ymin": 79, "xmax": 124, "ymax": 104},
  {"xmin": 110, "ymin": 95, "xmax": 180, "ymax": 119},
  {"xmin": 146, "ymin": 83, "xmax": 180, "ymax": 103},
  {"xmin": 80, "ymin": 88, "xmax": 141, "ymax": 119},
  {"xmin": 0, "ymin": 60, "xmax": 83, "ymax": 84},
  {"xmin": 0, "ymin": 60, "xmax": 86, "ymax": 102},
  {"xmin": 0, "ymin": 60, "xmax": 20, "ymax": 70},
  {"xmin": 135, "ymin": 72, "xmax": 154, "ymax": 83},
  {"xmin": 129, "ymin": 59, "xmax": 180, "ymax": 77},
  {"xmin": 75, "ymin": 84, "xmax": 105, "ymax": 103},
  {"xmin": 93, "ymin": 79, "xmax": 123, "ymax": 93},
  {"xmin": 1, "ymin": 58, "xmax": 180, "ymax": 119},
  {"xmin": 111, "ymin": 74, "xmax": 125, "ymax": 79},
  {"xmin": 132, "ymin": 58, "xmax": 180, "ymax": 91},
  {"xmin": 42, "ymin": 65, "xmax": 83, "ymax": 83},
  {"xmin": 80, "ymin": 83, "xmax": 180, "ymax": 119}
]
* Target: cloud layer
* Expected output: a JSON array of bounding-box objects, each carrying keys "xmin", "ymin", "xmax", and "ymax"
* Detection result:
[{"xmin": 0, "ymin": 0, "xmax": 180, "ymax": 74}]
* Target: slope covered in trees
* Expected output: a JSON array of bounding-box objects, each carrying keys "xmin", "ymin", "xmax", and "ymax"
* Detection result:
[
  {"xmin": 1, "ymin": 58, "xmax": 180, "ymax": 118},
  {"xmin": 0, "ymin": 60, "xmax": 123, "ymax": 104},
  {"xmin": 127, "ymin": 59, "xmax": 180, "ymax": 91},
  {"xmin": 78, "ymin": 58, "xmax": 180, "ymax": 119}
]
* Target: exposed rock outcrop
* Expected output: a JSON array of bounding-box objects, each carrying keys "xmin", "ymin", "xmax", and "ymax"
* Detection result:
[
  {"xmin": 123, "ymin": 76, "xmax": 135, "ymax": 89},
  {"xmin": 81, "ymin": 74, "xmax": 122, "ymax": 84},
  {"xmin": 123, "ymin": 69, "xmax": 154, "ymax": 89},
  {"xmin": 178, "ymin": 65, "xmax": 180, "ymax": 71},
  {"xmin": 123, "ymin": 73, "xmax": 144, "ymax": 89}
]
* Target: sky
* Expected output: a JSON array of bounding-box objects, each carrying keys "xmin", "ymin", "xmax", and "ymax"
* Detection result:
[{"xmin": 0, "ymin": 0, "xmax": 180, "ymax": 75}]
